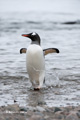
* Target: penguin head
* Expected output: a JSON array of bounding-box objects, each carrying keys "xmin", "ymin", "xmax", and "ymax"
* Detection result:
[{"xmin": 22, "ymin": 32, "xmax": 41, "ymax": 45}]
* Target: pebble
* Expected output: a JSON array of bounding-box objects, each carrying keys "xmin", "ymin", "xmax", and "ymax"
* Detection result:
[
  {"xmin": 55, "ymin": 111, "xmax": 65, "ymax": 119},
  {"xmin": 54, "ymin": 91, "xmax": 60, "ymax": 95},
  {"xmin": 29, "ymin": 115, "xmax": 44, "ymax": 120},
  {"xmin": 76, "ymin": 112, "xmax": 80, "ymax": 118},
  {"xmin": 65, "ymin": 112, "xmax": 80, "ymax": 120},
  {"xmin": 0, "ymin": 104, "xmax": 80, "ymax": 120},
  {"xmin": 36, "ymin": 106, "xmax": 45, "ymax": 112},
  {"xmin": 35, "ymin": 111, "xmax": 44, "ymax": 117},
  {"xmin": 45, "ymin": 108, "xmax": 52, "ymax": 112},
  {"xmin": 6, "ymin": 104, "xmax": 20, "ymax": 112},
  {"xmin": 28, "ymin": 106, "xmax": 36, "ymax": 111}
]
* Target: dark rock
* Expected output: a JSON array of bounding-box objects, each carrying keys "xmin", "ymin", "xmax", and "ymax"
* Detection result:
[
  {"xmin": 20, "ymin": 107, "xmax": 28, "ymax": 112},
  {"xmin": 37, "ymin": 101, "xmax": 46, "ymax": 105},
  {"xmin": 54, "ymin": 107, "xmax": 62, "ymax": 113},
  {"xmin": 14, "ymin": 100, "xmax": 17, "ymax": 103}
]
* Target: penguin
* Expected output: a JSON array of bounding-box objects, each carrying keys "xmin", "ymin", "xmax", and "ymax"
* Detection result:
[{"xmin": 20, "ymin": 32, "xmax": 59, "ymax": 90}]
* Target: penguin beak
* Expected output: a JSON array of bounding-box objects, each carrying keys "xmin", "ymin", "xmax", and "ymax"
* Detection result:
[{"xmin": 22, "ymin": 34, "xmax": 30, "ymax": 37}]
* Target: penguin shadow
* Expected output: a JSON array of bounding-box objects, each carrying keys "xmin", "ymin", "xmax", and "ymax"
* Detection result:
[
  {"xmin": 27, "ymin": 88, "xmax": 46, "ymax": 107},
  {"xmin": 27, "ymin": 76, "xmax": 61, "ymax": 107}
]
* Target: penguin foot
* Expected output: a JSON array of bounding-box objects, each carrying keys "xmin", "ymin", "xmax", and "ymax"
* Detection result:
[{"xmin": 34, "ymin": 86, "xmax": 40, "ymax": 91}]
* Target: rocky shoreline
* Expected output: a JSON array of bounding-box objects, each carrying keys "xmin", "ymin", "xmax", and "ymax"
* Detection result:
[{"xmin": 0, "ymin": 104, "xmax": 80, "ymax": 120}]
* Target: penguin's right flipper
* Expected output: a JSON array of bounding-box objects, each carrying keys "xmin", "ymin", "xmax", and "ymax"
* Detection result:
[{"xmin": 20, "ymin": 48, "xmax": 27, "ymax": 54}]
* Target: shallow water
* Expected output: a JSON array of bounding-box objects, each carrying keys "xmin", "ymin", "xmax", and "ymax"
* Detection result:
[{"xmin": 0, "ymin": 0, "xmax": 80, "ymax": 107}]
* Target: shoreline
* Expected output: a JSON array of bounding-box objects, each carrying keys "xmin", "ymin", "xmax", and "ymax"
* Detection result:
[{"xmin": 0, "ymin": 104, "xmax": 80, "ymax": 120}]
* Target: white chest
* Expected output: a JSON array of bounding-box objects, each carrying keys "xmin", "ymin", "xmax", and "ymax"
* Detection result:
[{"xmin": 26, "ymin": 44, "xmax": 45, "ymax": 71}]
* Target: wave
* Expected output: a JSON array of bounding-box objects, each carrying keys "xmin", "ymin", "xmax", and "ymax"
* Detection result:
[
  {"xmin": 62, "ymin": 20, "xmax": 80, "ymax": 25},
  {"xmin": 0, "ymin": 18, "xmax": 80, "ymax": 35}
]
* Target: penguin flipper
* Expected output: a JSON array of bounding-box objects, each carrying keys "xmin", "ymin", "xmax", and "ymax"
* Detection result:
[
  {"xmin": 43, "ymin": 48, "xmax": 59, "ymax": 55},
  {"xmin": 20, "ymin": 48, "xmax": 27, "ymax": 54}
]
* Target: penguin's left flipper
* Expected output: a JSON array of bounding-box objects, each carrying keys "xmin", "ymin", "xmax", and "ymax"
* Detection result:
[
  {"xmin": 43, "ymin": 48, "xmax": 59, "ymax": 55},
  {"xmin": 20, "ymin": 48, "xmax": 27, "ymax": 54}
]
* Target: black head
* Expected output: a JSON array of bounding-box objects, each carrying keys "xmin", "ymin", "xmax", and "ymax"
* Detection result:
[{"xmin": 22, "ymin": 32, "xmax": 41, "ymax": 45}]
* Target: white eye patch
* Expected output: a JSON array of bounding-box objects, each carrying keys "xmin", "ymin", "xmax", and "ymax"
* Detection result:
[{"xmin": 32, "ymin": 32, "xmax": 36, "ymax": 36}]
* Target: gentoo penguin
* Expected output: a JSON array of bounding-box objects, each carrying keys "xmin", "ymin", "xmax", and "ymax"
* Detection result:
[{"xmin": 20, "ymin": 32, "xmax": 59, "ymax": 90}]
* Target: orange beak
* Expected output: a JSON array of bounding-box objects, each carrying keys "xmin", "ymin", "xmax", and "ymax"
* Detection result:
[{"xmin": 22, "ymin": 34, "xmax": 30, "ymax": 37}]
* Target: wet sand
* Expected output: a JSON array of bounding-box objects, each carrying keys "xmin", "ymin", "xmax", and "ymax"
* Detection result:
[
  {"xmin": 0, "ymin": 104, "xmax": 80, "ymax": 120},
  {"xmin": 0, "ymin": 78, "xmax": 80, "ymax": 120}
]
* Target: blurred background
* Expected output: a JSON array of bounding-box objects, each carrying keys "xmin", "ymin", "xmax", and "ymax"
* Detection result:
[{"xmin": 0, "ymin": 0, "xmax": 80, "ymax": 107}]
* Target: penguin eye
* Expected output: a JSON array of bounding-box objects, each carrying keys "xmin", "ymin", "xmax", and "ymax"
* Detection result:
[{"xmin": 32, "ymin": 32, "xmax": 36, "ymax": 36}]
